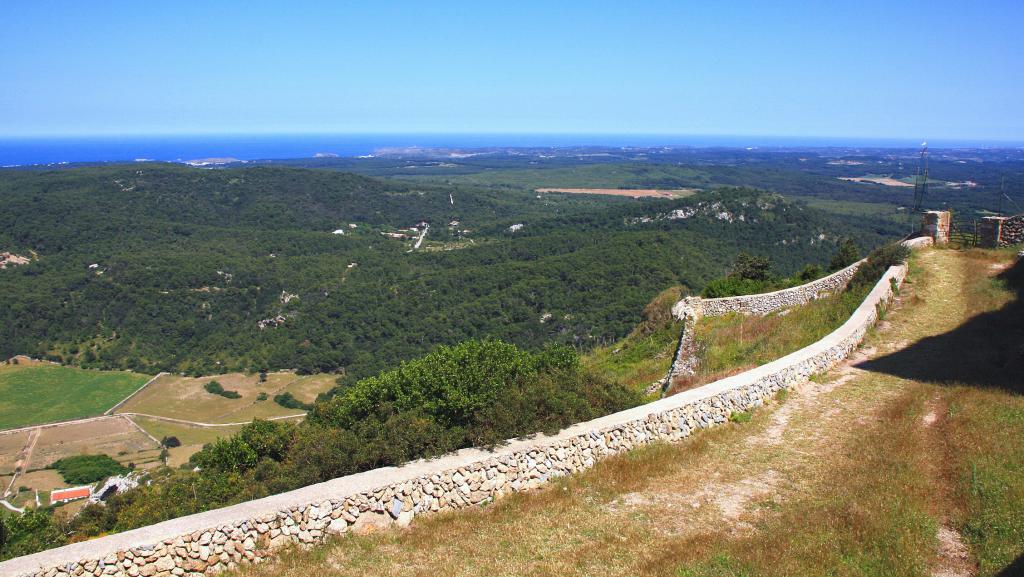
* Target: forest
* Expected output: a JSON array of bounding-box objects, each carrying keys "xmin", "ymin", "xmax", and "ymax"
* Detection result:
[{"xmin": 0, "ymin": 164, "xmax": 903, "ymax": 382}]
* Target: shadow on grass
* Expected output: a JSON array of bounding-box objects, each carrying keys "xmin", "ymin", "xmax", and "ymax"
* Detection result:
[
  {"xmin": 855, "ymin": 256, "xmax": 1024, "ymax": 394},
  {"xmin": 996, "ymin": 553, "xmax": 1024, "ymax": 577}
]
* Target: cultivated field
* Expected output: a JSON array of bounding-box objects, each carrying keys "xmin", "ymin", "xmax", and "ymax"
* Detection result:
[
  {"xmin": 0, "ymin": 416, "xmax": 160, "ymax": 508},
  {"xmin": 115, "ymin": 371, "xmax": 333, "ymax": 423},
  {"xmin": 0, "ymin": 363, "xmax": 151, "ymax": 429},
  {"xmin": 0, "ymin": 431, "xmax": 29, "ymax": 475},
  {"xmin": 129, "ymin": 416, "xmax": 245, "ymax": 468},
  {"xmin": 536, "ymin": 187, "xmax": 697, "ymax": 198},
  {"xmin": 30, "ymin": 417, "xmax": 159, "ymax": 470},
  {"xmin": 838, "ymin": 175, "xmax": 914, "ymax": 187}
]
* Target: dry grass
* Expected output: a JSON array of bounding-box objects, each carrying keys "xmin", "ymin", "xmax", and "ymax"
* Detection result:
[
  {"xmin": 535, "ymin": 188, "xmax": 698, "ymax": 198},
  {"xmin": 30, "ymin": 417, "xmax": 159, "ymax": 470},
  {"xmin": 667, "ymin": 286, "xmax": 866, "ymax": 395},
  {"xmin": 115, "ymin": 371, "xmax": 334, "ymax": 423},
  {"xmin": 234, "ymin": 248, "xmax": 1024, "ymax": 577},
  {"xmin": 129, "ymin": 416, "xmax": 244, "ymax": 468},
  {"xmin": 0, "ymin": 431, "xmax": 30, "ymax": 475}
]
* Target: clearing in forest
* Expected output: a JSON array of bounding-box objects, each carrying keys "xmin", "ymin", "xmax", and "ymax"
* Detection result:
[
  {"xmin": 536, "ymin": 187, "xmax": 697, "ymax": 198},
  {"xmin": 239, "ymin": 248, "xmax": 1024, "ymax": 577},
  {"xmin": 839, "ymin": 175, "xmax": 915, "ymax": 187}
]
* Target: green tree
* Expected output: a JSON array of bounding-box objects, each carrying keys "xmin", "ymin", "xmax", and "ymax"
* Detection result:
[
  {"xmin": 829, "ymin": 237, "xmax": 861, "ymax": 272},
  {"xmin": 730, "ymin": 252, "xmax": 772, "ymax": 282}
]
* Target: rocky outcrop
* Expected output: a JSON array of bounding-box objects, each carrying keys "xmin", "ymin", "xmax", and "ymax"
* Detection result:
[{"xmin": 0, "ymin": 241, "xmax": 931, "ymax": 577}]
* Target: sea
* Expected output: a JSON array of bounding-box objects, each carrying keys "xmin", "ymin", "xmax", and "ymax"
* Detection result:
[{"xmin": 0, "ymin": 134, "xmax": 1018, "ymax": 167}]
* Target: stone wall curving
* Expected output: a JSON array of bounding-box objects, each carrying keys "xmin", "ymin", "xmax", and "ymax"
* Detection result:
[
  {"xmin": 0, "ymin": 242, "xmax": 929, "ymax": 577},
  {"xmin": 672, "ymin": 259, "xmax": 863, "ymax": 320}
]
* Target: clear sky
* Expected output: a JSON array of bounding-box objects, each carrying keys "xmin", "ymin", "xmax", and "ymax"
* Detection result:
[{"xmin": 2, "ymin": 0, "xmax": 1021, "ymax": 141}]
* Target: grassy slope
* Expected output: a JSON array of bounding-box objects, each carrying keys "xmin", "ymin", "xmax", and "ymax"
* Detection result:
[
  {"xmin": 235, "ymin": 248, "xmax": 1024, "ymax": 577},
  {"xmin": 583, "ymin": 286, "xmax": 684, "ymax": 393},
  {"xmin": 0, "ymin": 364, "xmax": 149, "ymax": 429},
  {"xmin": 669, "ymin": 286, "xmax": 868, "ymax": 394}
]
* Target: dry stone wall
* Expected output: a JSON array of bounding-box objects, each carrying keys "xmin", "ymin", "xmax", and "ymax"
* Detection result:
[
  {"xmin": 0, "ymin": 244, "xmax": 928, "ymax": 577},
  {"xmin": 1000, "ymin": 215, "xmax": 1024, "ymax": 246},
  {"xmin": 671, "ymin": 259, "xmax": 863, "ymax": 321}
]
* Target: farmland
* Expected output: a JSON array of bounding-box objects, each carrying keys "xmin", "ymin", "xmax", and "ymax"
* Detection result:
[
  {"xmin": 0, "ymin": 362, "xmax": 151, "ymax": 429},
  {"xmin": 536, "ymin": 187, "xmax": 697, "ymax": 198},
  {"xmin": 114, "ymin": 371, "xmax": 334, "ymax": 423}
]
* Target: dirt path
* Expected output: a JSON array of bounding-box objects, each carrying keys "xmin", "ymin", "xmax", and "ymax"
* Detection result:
[
  {"xmin": 239, "ymin": 249, "xmax": 993, "ymax": 577},
  {"xmin": 5, "ymin": 428, "xmax": 39, "ymax": 497}
]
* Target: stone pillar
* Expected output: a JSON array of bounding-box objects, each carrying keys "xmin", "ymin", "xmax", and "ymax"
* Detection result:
[
  {"xmin": 921, "ymin": 210, "xmax": 951, "ymax": 244},
  {"xmin": 979, "ymin": 216, "xmax": 1008, "ymax": 248}
]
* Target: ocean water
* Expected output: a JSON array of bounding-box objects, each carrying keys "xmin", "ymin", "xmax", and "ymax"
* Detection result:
[{"xmin": 0, "ymin": 133, "xmax": 1014, "ymax": 167}]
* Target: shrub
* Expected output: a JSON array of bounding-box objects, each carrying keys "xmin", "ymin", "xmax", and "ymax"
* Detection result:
[
  {"xmin": 160, "ymin": 436, "xmax": 181, "ymax": 448},
  {"xmin": 273, "ymin": 392, "xmax": 312, "ymax": 410},
  {"xmin": 50, "ymin": 454, "xmax": 127, "ymax": 484},
  {"xmin": 847, "ymin": 242, "xmax": 911, "ymax": 292},
  {"xmin": 204, "ymin": 379, "xmax": 241, "ymax": 399},
  {"xmin": 701, "ymin": 276, "xmax": 766, "ymax": 298},
  {"xmin": 798, "ymin": 263, "xmax": 823, "ymax": 282},
  {"xmin": 256, "ymin": 392, "xmax": 268, "ymax": 401},
  {"xmin": 0, "ymin": 509, "xmax": 67, "ymax": 561},
  {"xmin": 829, "ymin": 237, "xmax": 861, "ymax": 272},
  {"xmin": 731, "ymin": 252, "xmax": 772, "ymax": 282}
]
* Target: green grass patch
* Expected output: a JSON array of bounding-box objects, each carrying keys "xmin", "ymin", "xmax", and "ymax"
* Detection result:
[
  {"xmin": 690, "ymin": 288, "xmax": 867, "ymax": 380},
  {"xmin": 728, "ymin": 411, "xmax": 753, "ymax": 424},
  {"xmin": 584, "ymin": 287, "xmax": 683, "ymax": 391},
  {"xmin": 0, "ymin": 364, "xmax": 150, "ymax": 429}
]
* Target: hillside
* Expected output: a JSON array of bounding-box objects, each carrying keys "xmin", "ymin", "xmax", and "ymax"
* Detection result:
[
  {"xmin": 0, "ymin": 165, "xmax": 902, "ymax": 379},
  {"xmin": 232, "ymin": 248, "xmax": 1024, "ymax": 577}
]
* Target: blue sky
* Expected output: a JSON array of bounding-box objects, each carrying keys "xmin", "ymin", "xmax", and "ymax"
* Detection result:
[{"xmin": 1, "ymin": 0, "xmax": 1021, "ymax": 140}]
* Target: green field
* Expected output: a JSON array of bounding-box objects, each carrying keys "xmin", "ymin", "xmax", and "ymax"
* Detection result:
[{"xmin": 0, "ymin": 363, "xmax": 151, "ymax": 429}]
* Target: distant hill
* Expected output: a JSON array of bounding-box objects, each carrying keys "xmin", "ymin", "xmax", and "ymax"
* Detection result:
[{"xmin": 0, "ymin": 164, "xmax": 902, "ymax": 380}]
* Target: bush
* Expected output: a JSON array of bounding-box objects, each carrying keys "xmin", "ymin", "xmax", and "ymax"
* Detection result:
[
  {"xmin": 273, "ymin": 392, "xmax": 312, "ymax": 410},
  {"xmin": 75, "ymin": 340, "xmax": 641, "ymax": 546},
  {"xmin": 0, "ymin": 509, "xmax": 67, "ymax": 561},
  {"xmin": 204, "ymin": 380, "xmax": 241, "ymax": 399},
  {"xmin": 160, "ymin": 436, "xmax": 181, "ymax": 448},
  {"xmin": 798, "ymin": 263, "xmax": 823, "ymax": 282},
  {"xmin": 256, "ymin": 392, "xmax": 268, "ymax": 401},
  {"xmin": 829, "ymin": 237, "xmax": 861, "ymax": 272},
  {"xmin": 50, "ymin": 454, "xmax": 127, "ymax": 484},
  {"xmin": 731, "ymin": 252, "xmax": 772, "ymax": 282},
  {"xmin": 701, "ymin": 276, "xmax": 766, "ymax": 298},
  {"xmin": 847, "ymin": 242, "xmax": 910, "ymax": 292}
]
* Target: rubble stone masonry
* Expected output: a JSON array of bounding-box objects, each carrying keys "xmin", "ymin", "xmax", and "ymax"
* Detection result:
[{"xmin": 0, "ymin": 240, "xmax": 932, "ymax": 577}]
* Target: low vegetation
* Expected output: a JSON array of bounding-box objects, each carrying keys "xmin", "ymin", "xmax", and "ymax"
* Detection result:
[
  {"xmin": 226, "ymin": 248, "xmax": 1023, "ymax": 577},
  {"xmin": 49, "ymin": 454, "xmax": 127, "ymax": 485},
  {"xmin": 203, "ymin": 380, "xmax": 241, "ymax": 399},
  {"xmin": 700, "ymin": 237, "xmax": 860, "ymax": 298},
  {"xmin": 671, "ymin": 241, "xmax": 908, "ymax": 394},
  {"xmin": 5, "ymin": 340, "xmax": 640, "ymax": 553},
  {"xmin": 583, "ymin": 286, "xmax": 684, "ymax": 391},
  {"xmin": 272, "ymin": 392, "xmax": 311, "ymax": 411}
]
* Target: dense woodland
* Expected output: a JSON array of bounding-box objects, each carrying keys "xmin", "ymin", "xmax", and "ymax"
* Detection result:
[{"xmin": 0, "ymin": 164, "xmax": 902, "ymax": 382}]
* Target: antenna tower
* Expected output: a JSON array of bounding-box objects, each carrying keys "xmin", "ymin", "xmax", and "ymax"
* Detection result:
[{"xmin": 912, "ymin": 142, "xmax": 929, "ymax": 213}]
